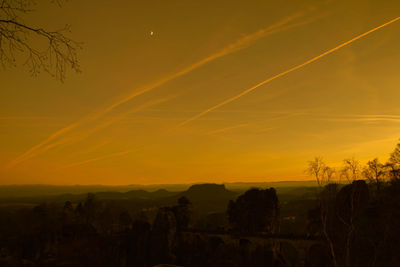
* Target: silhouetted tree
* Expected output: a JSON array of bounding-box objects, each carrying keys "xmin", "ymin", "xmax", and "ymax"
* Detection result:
[
  {"xmin": 307, "ymin": 180, "xmax": 370, "ymax": 267},
  {"xmin": 227, "ymin": 188, "xmax": 279, "ymax": 234},
  {"xmin": 119, "ymin": 211, "xmax": 132, "ymax": 231},
  {"xmin": 74, "ymin": 202, "xmax": 84, "ymax": 223},
  {"xmin": 306, "ymin": 157, "xmax": 336, "ymax": 186},
  {"xmin": 341, "ymin": 157, "xmax": 361, "ymax": 183},
  {"xmin": 173, "ymin": 196, "xmax": 192, "ymax": 231},
  {"xmin": 0, "ymin": 0, "xmax": 80, "ymax": 81},
  {"xmin": 61, "ymin": 200, "xmax": 74, "ymax": 224},
  {"xmin": 336, "ymin": 180, "xmax": 369, "ymax": 267},
  {"xmin": 387, "ymin": 141, "xmax": 400, "ymax": 180},
  {"xmin": 323, "ymin": 166, "xmax": 336, "ymax": 181},
  {"xmin": 150, "ymin": 207, "xmax": 177, "ymax": 265},
  {"xmin": 319, "ymin": 183, "xmax": 339, "ymax": 267},
  {"xmin": 306, "ymin": 157, "xmax": 338, "ymax": 267},
  {"xmin": 127, "ymin": 218, "xmax": 151, "ymax": 267},
  {"xmin": 390, "ymin": 141, "xmax": 400, "ymax": 165},
  {"xmin": 306, "ymin": 157, "xmax": 327, "ymax": 186},
  {"xmin": 349, "ymin": 177, "xmax": 400, "ymax": 266},
  {"xmin": 83, "ymin": 193, "xmax": 98, "ymax": 225},
  {"xmin": 97, "ymin": 206, "xmax": 114, "ymax": 234},
  {"xmin": 363, "ymin": 158, "xmax": 385, "ymax": 192},
  {"xmin": 63, "ymin": 200, "xmax": 73, "ymax": 211}
]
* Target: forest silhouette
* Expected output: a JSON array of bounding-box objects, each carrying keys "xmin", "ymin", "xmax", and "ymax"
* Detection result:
[{"xmin": 0, "ymin": 142, "xmax": 399, "ymax": 266}]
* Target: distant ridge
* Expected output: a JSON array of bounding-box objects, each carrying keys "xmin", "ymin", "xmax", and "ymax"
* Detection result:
[
  {"xmin": 225, "ymin": 181, "xmax": 317, "ymax": 191},
  {"xmin": 0, "ymin": 181, "xmax": 317, "ymax": 199}
]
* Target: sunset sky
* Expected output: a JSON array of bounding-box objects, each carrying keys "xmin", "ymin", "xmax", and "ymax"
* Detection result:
[{"xmin": 1, "ymin": 0, "xmax": 400, "ymax": 185}]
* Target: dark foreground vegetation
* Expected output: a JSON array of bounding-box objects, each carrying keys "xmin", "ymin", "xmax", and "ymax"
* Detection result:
[{"xmin": 0, "ymin": 142, "xmax": 399, "ymax": 267}]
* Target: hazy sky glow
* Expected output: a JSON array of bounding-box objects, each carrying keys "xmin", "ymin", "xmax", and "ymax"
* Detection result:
[{"xmin": 1, "ymin": 0, "xmax": 400, "ymax": 185}]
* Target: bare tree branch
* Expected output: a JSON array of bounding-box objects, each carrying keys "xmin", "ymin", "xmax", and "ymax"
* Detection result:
[
  {"xmin": 0, "ymin": 0, "xmax": 81, "ymax": 82},
  {"xmin": 341, "ymin": 157, "xmax": 361, "ymax": 183}
]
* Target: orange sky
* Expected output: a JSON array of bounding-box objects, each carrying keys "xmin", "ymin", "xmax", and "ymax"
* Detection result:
[{"xmin": 1, "ymin": 0, "xmax": 400, "ymax": 185}]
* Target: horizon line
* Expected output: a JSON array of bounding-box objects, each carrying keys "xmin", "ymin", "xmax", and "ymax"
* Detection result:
[{"xmin": 0, "ymin": 180, "xmax": 322, "ymax": 187}]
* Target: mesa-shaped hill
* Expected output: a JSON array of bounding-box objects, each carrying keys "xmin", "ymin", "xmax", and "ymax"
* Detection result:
[
  {"xmin": 180, "ymin": 183, "xmax": 236, "ymax": 200},
  {"xmin": 174, "ymin": 184, "xmax": 238, "ymax": 214}
]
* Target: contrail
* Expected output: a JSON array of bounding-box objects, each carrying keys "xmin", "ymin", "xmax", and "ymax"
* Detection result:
[
  {"xmin": 76, "ymin": 141, "xmax": 110, "ymax": 155},
  {"xmin": 5, "ymin": 97, "xmax": 171, "ymax": 169},
  {"xmin": 316, "ymin": 115, "xmax": 400, "ymax": 123},
  {"xmin": 83, "ymin": 9, "xmax": 315, "ymax": 116},
  {"xmin": 178, "ymin": 16, "xmax": 400, "ymax": 127},
  {"xmin": 5, "ymin": 10, "xmax": 319, "ymax": 169},
  {"xmin": 63, "ymin": 149, "xmax": 135, "ymax": 169},
  {"xmin": 3, "ymin": 119, "xmax": 88, "ymax": 169},
  {"xmin": 49, "ymin": 96, "xmax": 174, "ymax": 152},
  {"xmin": 206, "ymin": 123, "xmax": 248, "ymax": 135}
]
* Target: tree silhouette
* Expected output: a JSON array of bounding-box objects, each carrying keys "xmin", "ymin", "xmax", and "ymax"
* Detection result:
[
  {"xmin": 341, "ymin": 157, "xmax": 361, "ymax": 183},
  {"xmin": 119, "ymin": 211, "xmax": 132, "ymax": 231},
  {"xmin": 150, "ymin": 207, "xmax": 177, "ymax": 265},
  {"xmin": 318, "ymin": 183, "xmax": 339, "ymax": 267},
  {"xmin": 0, "ymin": 0, "xmax": 80, "ymax": 81},
  {"xmin": 387, "ymin": 141, "xmax": 400, "ymax": 180},
  {"xmin": 227, "ymin": 188, "xmax": 279, "ymax": 234},
  {"xmin": 390, "ymin": 141, "xmax": 400, "ymax": 165},
  {"xmin": 173, "ymin": 196, "xmax": 192, "ymax": 231},
  {"xmin": 306, "ymin": 157, "xmax": 335, "ymax": 186},
  {"xmin": 306, "ymin": 157, "xmax": 338, "ymax": 267},
  {"xmin": 363, "ymin": 158, "xmax": 385, "ymax": 192},
  {"xmin": 336, "ymin": 180, "xmax": 369, "ymax": 267},
  {"xmin": 306, "ymin": 157, "xmax": 326, "ymax": 186}
]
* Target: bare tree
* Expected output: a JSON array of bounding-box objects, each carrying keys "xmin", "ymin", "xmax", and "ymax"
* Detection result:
[
  {"xmin": 390, "ymin": 140, "xmax": 400, "ymax": 164},
  {"xmin": 363, "ymin": 158, "xmax": 385, "ymax": 191},
  {"xmin": 334, "ymin": 180, "xmax": 369, "ymax": 267},
  {"xmin": 386, "ymin": 140, "xmax": 400, "ymax": 180},
  {"xmin": 0, "ymin": 0, "xmax": 80, "ymax": 81},
  {"xmin": 341, "ymin": 157, "xmax": 361, "ymax": 183},
  {"xmin": 306, "ymin": 157, "xmax": 326, "ymax": 187},
  {"xmin": 306, "ymin": 157, "xmax": 336, "ymax": 186},
  {"xmin": 306, "ymin": 157, "xmax": 338, "ymax": 267},
  {"xmin": 322, "ymin": 166, "xmax": 336, "ymax": 183}
]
